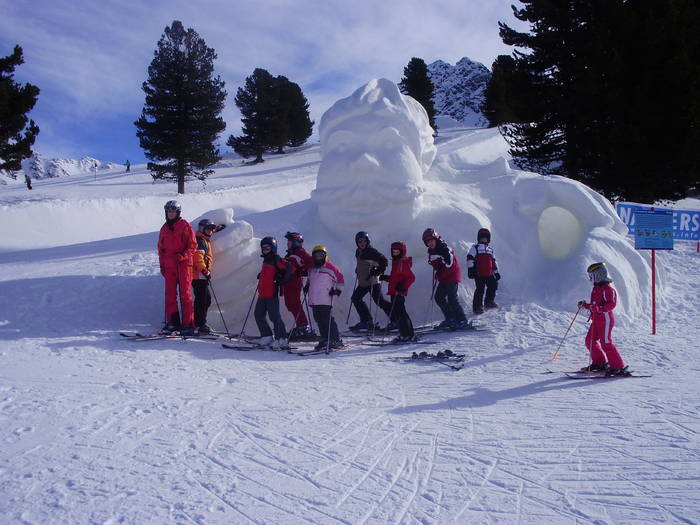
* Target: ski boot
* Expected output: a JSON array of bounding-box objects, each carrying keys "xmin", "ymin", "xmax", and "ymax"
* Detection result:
[
  {"xmin": 350, "ymin": 320, "xmax": 377, "ymax": 331},
  {"xmin": 179, "ymin": 326, "xmax": 196, "ymax": 337},
  {"xmin": 453, "ymin": 319, "xmax": 472, "ymax": 330},
  {"xmin": 197, "ymin": 324, "xmax": 212, "ymax": 334},
  {"xmin": 484, "ymin": 301, "xmax": 499, "ymax": 309},
  {"xmin": 257, "ymin": 335, "xmax": 273, "ymax": 347},
  {"xmin": 288, "ymin": 325, "xmax": 314, "ymax": 341},
  {"xmin": 314, "ymin": 340, "xmax": 330, "ymax": 351},
  {"xmin": 436, "ymin": 319, "xmax": 453, "ymax": 330},
  {"xmin": 330, "ymin": 339, "xmax": 344, "ymax": 349},
  {"xmin": 384, "ymin": 321, "xmax": 399, "ymax": 331},
  {"xmin": 272, "ymin": 338, "xmax": 290, "ymax": 350},
  {"xmin": 606, "ymin": 366, "xmax": 631, "ymax": 377},
  {"xmin": 473, "ymin": 306, "xmax": 485, "ymax": 315},
  {"xmin": 580, "ymin": 363, "xmax": 609, "ymax": 372}
]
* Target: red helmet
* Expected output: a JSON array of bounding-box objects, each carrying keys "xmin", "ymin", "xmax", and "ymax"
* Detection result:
[
  {"xmin": 422, "ymin": 228, "xmax": 440, "ymax": 245},
  {"xmin": 477, "ymin": 228, "xmax": 491, "ymax": 243},
  {"xmin": 390, "ymin": 241, "xmax": 407, "ymax": 258}
]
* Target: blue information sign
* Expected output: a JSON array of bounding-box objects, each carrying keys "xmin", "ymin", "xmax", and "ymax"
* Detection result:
[
  {"xmin": 633, "ymin": 210, "xmax": 674, "ymax": 250},
  {"xmin": 617, "ymin": 202, "xmax": 700, "ymax": 241}
]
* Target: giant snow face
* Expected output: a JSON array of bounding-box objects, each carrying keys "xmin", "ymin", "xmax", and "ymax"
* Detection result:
[{"xmin": 312, "ymin": 78, "xmax": 436, "ymax": 238}]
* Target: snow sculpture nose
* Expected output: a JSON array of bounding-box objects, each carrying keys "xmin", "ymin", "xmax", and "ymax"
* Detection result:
[{"xmin": 537, "ymin": 206, "xmax": 583, "ymax": 260}]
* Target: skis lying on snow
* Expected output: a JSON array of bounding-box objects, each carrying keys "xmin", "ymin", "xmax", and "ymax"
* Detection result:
[
  {"xmin": 288, "ymin": 344, "xmax": 353, "ymax": 356},
  {"xmin": 564, "ymin": 370, "xmax": 651, "ymax": 379},
  {"xmin": 120, "ymin": 331, "xmax": 219, "ymax": 341},
  {"xmin": 382, "ymin": 350, "xmax": 466, "ymax": 370},
  {"xmin": 342, "ymin": 322, "xmax": 481, "ymax": 339}
]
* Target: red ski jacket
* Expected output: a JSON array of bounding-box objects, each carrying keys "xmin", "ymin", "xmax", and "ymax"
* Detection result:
[
  {"xmin": 258, "ymin": 254, "xmax": 292, "ymax": 299},
  {"xmin": 427, "ymin": 240, "xmax": 461, "ymax": 284},
  {"xmin": 284, "ymin": 247, "xmax": 313, "ymax": 282},
  {"xmin": 387, "ymin": 242, "xmax": 415, "ymax": 296},
  {"xmin": 158, "ymin": 219, "xmax": 196, "ymax": 270}
]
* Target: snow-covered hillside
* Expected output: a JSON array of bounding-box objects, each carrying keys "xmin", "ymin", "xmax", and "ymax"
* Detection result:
[
  {"xmin": 1, "ymin": 120, "xmax": 699, "ymax": 523},
  {"xmin": 0, "ymin": 154, "xmax": 122, "ymax": 184},
  {"xmin": 428, "ymin": 57, "xmax": 491, "ymax": 127}
]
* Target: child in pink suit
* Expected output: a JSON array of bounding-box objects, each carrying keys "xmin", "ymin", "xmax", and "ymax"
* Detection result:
[{"xmin": 578, "ymin": 262, "xmax": 628, "ymax": 376}]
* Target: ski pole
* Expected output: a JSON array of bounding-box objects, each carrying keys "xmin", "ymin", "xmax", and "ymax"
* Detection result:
[
  {"xmin": 207, "ymin": 278, "xmax": 232, "ymax": 339},
  {"xmin": 302, "ymin": 280, "xmax": 315, "ymax": 334},
  {"xmin": 550, "ymin": 305, "xmax": 583, "ymax": 361},
  {"xmin": 345, "ymin": 275, "xmax": 358, "ymax": 325},
  {"xmin": 326, "ymin": 294, "xmax": 335, "ymax": 354},
  {"xmin": 423, "ymin": 270, "xmax": 437, "ymax": 328},
  {"xmin": 239, "ymin": 284, "xmax": 259, "ymax": 341}
]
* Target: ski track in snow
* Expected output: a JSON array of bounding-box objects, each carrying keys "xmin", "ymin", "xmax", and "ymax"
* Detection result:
[{"xmin": 1, "ymin": 131, "xmax": 700, "ymax": 524}]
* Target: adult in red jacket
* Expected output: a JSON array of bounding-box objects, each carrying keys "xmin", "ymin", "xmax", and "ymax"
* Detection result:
[
  {"xmin": 379, "ymin": 242, "xmax": 416, "ymax": 342},
  {"xmin": 282, "ymin": 232, "xmax": 314, "ymax": 339},
  {"xmin": 578, "ymin": 262, "xmax": 628, "ymax": 376},
  {"xmin": 158, "ymin": 201, "xmax": 197, "ymax": 334},
  {"xmin": 422, "ymin": 228, "xmax": 468, "ymax": 330},
  {"xmin": 254, "ymin": 237, "xmax": 293, "ymax": 349}
]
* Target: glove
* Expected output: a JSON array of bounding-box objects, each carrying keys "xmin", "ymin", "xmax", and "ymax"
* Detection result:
[
  {"xmin": 369, "ymin": 266, "xmax": 382, "ymax": 276},
  {"xmin": 467, "ymin": 267, "xmax": 476, "ymax": 279},
  {"xmin": 495, "ymin": 272, "xmax": 501, "ymax": 281},
  {"xmin": 202, "ymin": 269, "xmax": 211, "ymax": 280},
  {"xmin": 256, "ymin": 273, "xmax": 260, "ymax": 280},
  {"xmin": 395, "ymin": 283, "xmax": 405, "ymax": 293},
  {"xmin": 577, "ymin": 300, "xmax": 589, "ymax": 309},
  {"xmin": 379, "ymin": 274, "xmax": 389, "ymax": 282},
  {"xmin": 303, "ymin": 282, "xmax": 310, "ymax": 294},
  {"xmin": 329, "ymin": 288, "xmax": 342, "ymax": 296}
]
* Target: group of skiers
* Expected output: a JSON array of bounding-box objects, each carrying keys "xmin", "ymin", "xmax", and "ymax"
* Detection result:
[{"xmin": 157, "ymin": 200, "xmax": 628, "ymax": 375}]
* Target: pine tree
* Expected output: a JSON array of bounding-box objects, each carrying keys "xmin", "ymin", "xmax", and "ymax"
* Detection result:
[
  {"xmin": 498, "ymin": 0, "xmax": 699, "ymax": 201},
  {"xmin": 399, "ymin": 57, "xmax": 437, "ymax": 133},
  {"xmin": 0, "ymin": 45, "xmax": 40, "ymax": 176},
  {"xmin": 278, "ymin": 77, "xmax": 313, "ymax": 149},
  {"xmin": 134, "ymin": 21, "xmax": 226, "ymax": 194},
  {"xmin": 227, "ymin": 68, "xmax": 278, "ymax": 163},
  {"xmin": 483, "ymin": 55, "xmax": 536, "ymax": 127}
]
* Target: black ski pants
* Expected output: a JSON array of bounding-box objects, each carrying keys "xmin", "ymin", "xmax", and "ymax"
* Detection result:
[
  {"xmin": 312, "ymin": 305, "xmax": 340, "ymax": 342},
  {"xmin": 473, "ymin": 276, "xmax": 498, "ymax": 310},
  {"xmin": 192, "ymin": 279, "xmax": 212, "ymax": 328},
  {"xmin": 389, "ymin": 295, "xmax": 414, "ymax": 338},
  {"xmin": 435, "ymin": 282, "xmax": 467, "ymax": 322},
  {"xmin": 254, "ymin": 296, "xmax": 287, "ymax": 339},
  {"xmin": 352, "ymin": 283, "xmax": 391, "ymax": 322}
]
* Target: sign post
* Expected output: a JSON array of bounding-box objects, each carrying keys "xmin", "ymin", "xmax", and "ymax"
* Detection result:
[{"xmin": 633, "ymin": 208, "xmax": 674, "ymax": 334}]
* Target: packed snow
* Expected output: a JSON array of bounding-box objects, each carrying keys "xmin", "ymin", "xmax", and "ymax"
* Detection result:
[{"xmin": 0, "ymin": 81, "xmax": 699, "ymax": 524}]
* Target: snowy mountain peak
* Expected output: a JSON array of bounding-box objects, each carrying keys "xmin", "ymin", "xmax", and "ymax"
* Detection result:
[
  {"xmin": 427, "ymin": 56, "xmax": 491, "ymax": 127},
  {"xmin": 0, "ymin": 154, "xmax": 122, "ymax": 183}
]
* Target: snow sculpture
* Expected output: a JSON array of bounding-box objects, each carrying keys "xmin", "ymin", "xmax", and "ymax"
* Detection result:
[{"xmin": 312, "ymin": 78, "xmax": 436, "ymax": 240}]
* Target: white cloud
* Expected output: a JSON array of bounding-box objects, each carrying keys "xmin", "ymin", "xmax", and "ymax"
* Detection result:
[{"xmin": 0, "ymin": 0, "xmax": 522, "ymax": 156}]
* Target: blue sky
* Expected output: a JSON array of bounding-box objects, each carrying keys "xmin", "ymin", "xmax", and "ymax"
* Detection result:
[{"xmin": 1, "ymin": 0, "xmax": 521, "ymax": 164}]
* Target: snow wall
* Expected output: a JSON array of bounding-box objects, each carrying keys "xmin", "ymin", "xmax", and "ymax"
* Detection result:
[{"xmin": 200, "ymin": 78, "xmax": 651, "ymax": 330}]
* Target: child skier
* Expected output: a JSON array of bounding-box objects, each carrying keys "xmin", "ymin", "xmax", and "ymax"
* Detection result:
[
  {"xmin": 158, "ymin": 200, "xmax": 197, "ymax": 335},
  {"xmin": 379, "ymin": 242, "xmax": 416, "ymax": 342},
  {"xmin": 254, "ymin": 236, "xmax": 292, "ymax": 349},
  {"xmin": 306, "ymin": 246, "xmax": 344, "ymax": 350},
  {"xmin": 466, "ymin": 227, "xmax": 501, "ymax": 314},
  {"xmin": 350, "ymin": 231, "xmax": 392, "ymax": 330},
  {"xmin": 191, "ymin": 219, "xmax": 226, "ymax": 334},
  {"xmin": 578, "ymin": 262, "xmax": 629, "ymax": 376},
  {"xmin": 282, "ymin": 231, "xmax": 315, "ymax": 340},
  {"xmin": 422, "ymin": 228, "xmax": 469, "ymax": 330}
]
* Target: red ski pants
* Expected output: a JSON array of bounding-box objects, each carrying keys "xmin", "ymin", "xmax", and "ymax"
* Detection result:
[
  {"xmin": 163, "ymin": 263, "xmax": 194, "ymax": 328},
  {"xmin": 585, "ymin": 313, "xmax": 624, "ymax": 369},
  {"xmin": 282, "ymin": 279, "xmax": 308, "ymax": 327}
]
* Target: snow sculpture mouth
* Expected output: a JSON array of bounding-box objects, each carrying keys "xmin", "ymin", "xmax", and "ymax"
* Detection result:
[
  {"xmin": 312, "ymin": 78, "xmax": 436, "ymax": 237},
  {"xmin": 537, "ymin": 206, "xmax": 583, "ymax": 260}
]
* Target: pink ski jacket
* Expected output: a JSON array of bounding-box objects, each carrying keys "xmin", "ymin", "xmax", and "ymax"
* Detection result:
[{"xmin": 307, "ymin": 260, "xmax": 345, "ymax": 306}]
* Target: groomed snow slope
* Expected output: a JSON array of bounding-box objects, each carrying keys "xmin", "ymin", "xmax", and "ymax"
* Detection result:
[{"xmin": 1, "ymin": 127, "xmax": 699, "ymax": 524}]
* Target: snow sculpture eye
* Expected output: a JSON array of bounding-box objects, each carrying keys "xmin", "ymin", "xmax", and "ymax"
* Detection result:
[{"xmin": 537, "ymin": 206, "xmax": 583, "ymax": 260}]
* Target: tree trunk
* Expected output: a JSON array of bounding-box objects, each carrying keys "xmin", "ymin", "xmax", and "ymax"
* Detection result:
[
  {"xmin": 177, "ymin": 159, "xmax": 185, "ymax": 194},
  {"xmin": 255, "ymin": 151, "xmax": 264, "ymax": 163}
]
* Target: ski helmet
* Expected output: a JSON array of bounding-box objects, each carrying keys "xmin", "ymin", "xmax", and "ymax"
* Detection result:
[
  {"xmin": 164, "ymin": 200, "xmax": 181, "ymax": 220},
  {"xmin": 260, "ymin": 236, "xmax": 277, "ymax": 254},
  {"xmin": 390, "ymin": 241, "xmax": 407, "ymax": 259},
  {"xmin": 587, "ymin": 262, "xmax": 612, "ymax": 284},
  {"xmin": 477, "ymin": 228, "xmax": 491, "ymax": 243},
  {"xmin": 422, "ymin": 228, "xmax": 440, "ymax": 245},
  {"xmin": 285, "ymin": 231, "xmax": 304, "ymax": 248},
  {"xmin": 312, "ymin": 245, "xmax": 328, "ymax": 266},
  {"xmin": 355, "ymin": 231, "xmax": 370, "ymax": 246},
  {"xmin": 198, "ymin": 218, "xmax": 216, "ymax": 233}
]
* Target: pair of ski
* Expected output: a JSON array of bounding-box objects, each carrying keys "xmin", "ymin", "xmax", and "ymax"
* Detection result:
[
  {"xmin": 384, "ymin": 350, "xmax": 466, "ymax": 370},
  {"xmin": 120, "ymin": 331, "xmax": 220, "ymax": 341},
  {"xmin": 563, "ymin": 370, "xmax": 651, "ymax": 379},
  {"xmin": 342, "ymin": 322, "xmax": 479, "ymax": 339}
]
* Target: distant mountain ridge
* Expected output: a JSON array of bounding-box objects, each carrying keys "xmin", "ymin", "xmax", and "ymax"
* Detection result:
[
  {"xmin": 1, "ymin": 154, "xmax": 120, "ymax": 184},
  {"xmin": 427, "ymin": 57, "xmax": 491, "ymax": 127}
]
